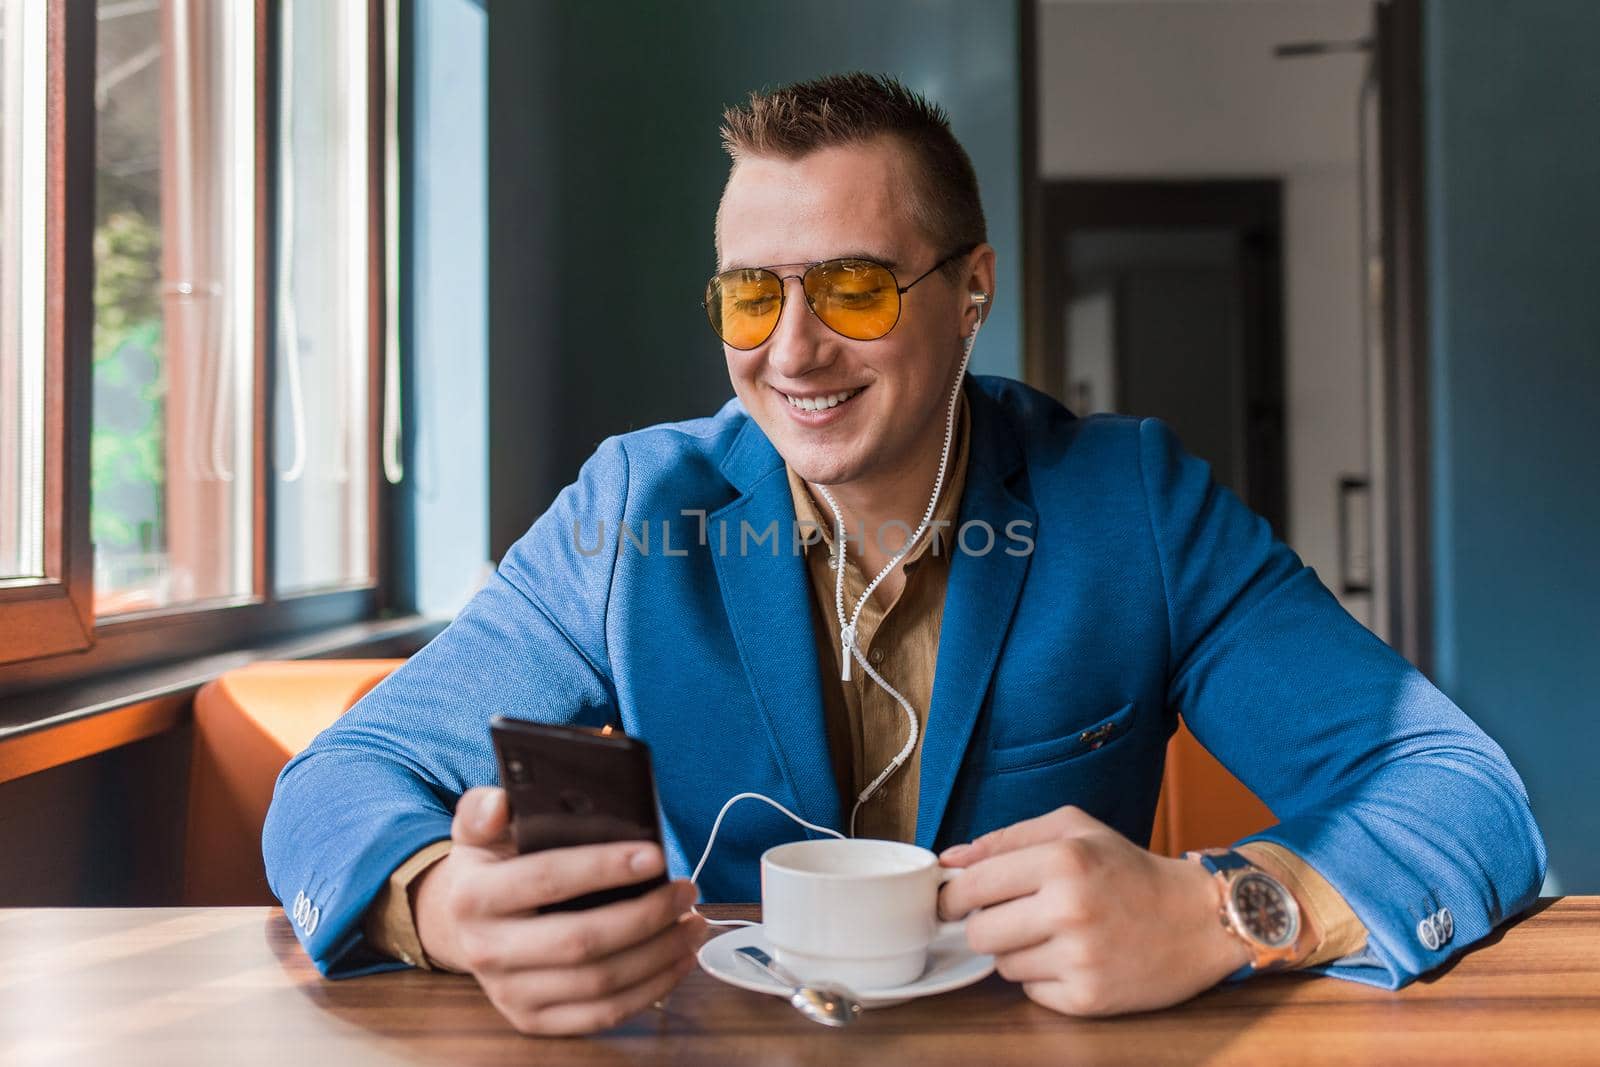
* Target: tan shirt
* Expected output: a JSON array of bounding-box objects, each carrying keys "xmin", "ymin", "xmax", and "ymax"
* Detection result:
[
  {"xmin": 366, "ymin": 391, "xmax": 1368, "ymax": 970},
  {"xmin": 788, "ymin": 392, "xmax": 971, "ymax": 842}
]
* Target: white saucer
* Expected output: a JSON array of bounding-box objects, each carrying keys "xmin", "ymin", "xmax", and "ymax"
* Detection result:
[{"xmin": 696, "ymin": 922, "xmax": 995, "ymax": 1009}]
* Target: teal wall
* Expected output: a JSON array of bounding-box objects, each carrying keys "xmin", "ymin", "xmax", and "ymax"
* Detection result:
[
  {"xmin": 1425, "ymin": 0, "xmax": 1600, "ymax": 893},
  {"xmin": 486, "ymin": 0, "xmax": 1024, "ymax": 554}
]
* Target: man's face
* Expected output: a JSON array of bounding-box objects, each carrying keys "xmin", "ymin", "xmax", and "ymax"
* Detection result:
[{"xmin": 715, "ymin": 137, "xmax": 986, "ymax": 489}]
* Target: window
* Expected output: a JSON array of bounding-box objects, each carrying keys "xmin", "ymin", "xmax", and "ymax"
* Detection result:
[
  {"xmin": 92, "ymin": 0, "xmax": 256, "ymax": 615},
  {"xmin": 0, "ymin": 0, "xmax": 93, "ymax": 670},
  {"xmin": 0, "ymin": 0, "xmax": 395, "ymax": 685},
  {"xmin": 1, "ymin": 0, "xmax": 48, "ymax": 584},
  {"xmin": 274, "ymin": 0, "xmax": 373, "ymax": 596}
]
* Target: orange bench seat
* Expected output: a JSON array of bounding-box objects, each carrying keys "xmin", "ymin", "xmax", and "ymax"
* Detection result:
[{"xmin": 184, "ymin": 660, "xmax": 405, "ymax": 905}]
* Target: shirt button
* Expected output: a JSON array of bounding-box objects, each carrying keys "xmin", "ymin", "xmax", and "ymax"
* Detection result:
[
  {"xmin": 1417, "ymin": 915, "xmax": 1441, "ymax": 951},
  {"xmin": 869, "ymin": 647, "xmax": 885, "ymax": 665}
]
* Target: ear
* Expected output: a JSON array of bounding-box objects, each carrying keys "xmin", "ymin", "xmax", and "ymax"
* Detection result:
[{"xmin": 960, "ymin": 243, "xmax": 998, "ymax": 331}]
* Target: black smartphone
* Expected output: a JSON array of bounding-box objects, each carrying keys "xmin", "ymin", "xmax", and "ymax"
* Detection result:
[{"xmin": 487, "ymin": 715, "xmax": 670, "ymax": 912}]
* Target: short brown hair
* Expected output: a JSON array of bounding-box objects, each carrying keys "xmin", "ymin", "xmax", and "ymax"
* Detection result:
[{"xmin": 718, "ymin": 72, "xmax": 986, "ymax": 276}]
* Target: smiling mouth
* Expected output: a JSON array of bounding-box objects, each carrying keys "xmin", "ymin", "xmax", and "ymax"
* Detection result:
[{"xmin": 779, "ymin": 386, "xmax": 865, "ymax": 412}]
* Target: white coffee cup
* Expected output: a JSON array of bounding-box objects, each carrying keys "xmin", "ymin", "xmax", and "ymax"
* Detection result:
[{"xmin": 760, "ymin": 837, "xmax": 965, "ymax": 990}]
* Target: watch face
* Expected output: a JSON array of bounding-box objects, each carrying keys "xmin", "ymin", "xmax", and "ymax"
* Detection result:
[{"xmin": 1228, "ymin": 871, "xmax": 1299, "ymax": 948}]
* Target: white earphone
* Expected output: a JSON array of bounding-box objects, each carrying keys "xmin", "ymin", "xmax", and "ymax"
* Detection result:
[{"xmin": 970, "ymin": 291, "xmax": 990, "ymax": 336}]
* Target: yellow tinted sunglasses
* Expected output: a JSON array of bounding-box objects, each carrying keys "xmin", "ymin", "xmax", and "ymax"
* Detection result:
[{"xmin": 703, "ymin": 247, "xmax": 971, "ymax": 350}]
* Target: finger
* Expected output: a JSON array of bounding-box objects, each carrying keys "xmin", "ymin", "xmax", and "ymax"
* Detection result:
[
  {"xmin": 992, "ymin": 938, "xmax": 1067, "ymax": 985},
  {"xmin": 1020, "ymin": 979, "xmax": 1098, "ymax": 1017},
  {"xmin": 940, "ymin": 805, "xmax": 1105, "ymax": 865},
  {"xmin": 939, "ymin": 839, "xmax": 1081, "ymax": 920},
  {"xmin": 497, "ymin": 909, "xmax": 706, "ymax": 1002},
  {"xmin": 473, "ymin": 840, "xmax": 668, "ymax": 916},
  {"xmin": 503, "ymin": 879, "xmax": 697, "ymax": 968},
  {"xmin": 962, "ymin": 893, "xmax": 1059, "ymax": 958},
  {"xmin": 452, "ymin": 787, "xmax": 510, "ymax": 849},
  {"xmin": 518, "ymin": 952, "xmax": 698, "ymax": 1036}
]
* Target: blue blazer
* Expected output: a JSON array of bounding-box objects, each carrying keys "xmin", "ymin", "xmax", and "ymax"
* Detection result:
[{"xmin": 264, "ymin": 375, "xmax": 1546, "ymax": 990}]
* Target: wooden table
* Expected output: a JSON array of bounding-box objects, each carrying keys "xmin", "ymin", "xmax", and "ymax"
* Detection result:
[{"xmin": 1, "ymin": 899, "xmax": 1596, "ymax": 1065}]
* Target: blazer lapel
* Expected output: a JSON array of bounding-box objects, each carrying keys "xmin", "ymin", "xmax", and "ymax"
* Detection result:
[
  {"xmin": 710, "ymin": 420, "xmax": 843, "ymax": 835},
  {"xmin": 916, "ymin": 381, "xmax": 1035, "ymax": 849}
]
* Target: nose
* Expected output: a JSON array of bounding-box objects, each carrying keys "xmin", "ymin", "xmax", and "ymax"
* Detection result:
[{"xmin": 763, "ymin": 275, "xmax": 836, "ymax": 379}]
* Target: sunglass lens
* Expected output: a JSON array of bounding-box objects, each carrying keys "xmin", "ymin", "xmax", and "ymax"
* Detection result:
[
  {"xmin": 707, "ymin": 269, "xmax": 782, "ymax": 349},
  {"xmin": 805, "ymin": 259, "xmax": 900, "ymax": 341}
]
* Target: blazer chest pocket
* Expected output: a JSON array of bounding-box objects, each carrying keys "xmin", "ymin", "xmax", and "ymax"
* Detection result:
[{"xmin": 989, "ymin": 701, "xmax": 1137, "ymax": 774}]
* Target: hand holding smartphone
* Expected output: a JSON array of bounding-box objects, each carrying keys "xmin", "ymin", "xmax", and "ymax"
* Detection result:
[{"xmin": 488, "ymin": 715, "xmax": 671, "ymax": 912}]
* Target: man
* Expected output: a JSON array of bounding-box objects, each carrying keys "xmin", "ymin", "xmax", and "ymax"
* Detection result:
[{"xmin": 263, "ymin": 73, "xmax": 1546, "ymax": 1036}]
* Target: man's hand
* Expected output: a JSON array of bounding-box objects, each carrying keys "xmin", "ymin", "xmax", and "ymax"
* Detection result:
[
  {"xmin": 936, "ymin": 804, "xmax": 1255, "ymax": 1017},
  {"xmin": 413, "ymin": 786, "xmax": 708, "ymax": 1036}
]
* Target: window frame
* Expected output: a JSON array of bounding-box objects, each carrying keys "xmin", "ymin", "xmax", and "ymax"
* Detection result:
[
  {"xmin": 0, "ymin": 0, "xmax": 95, "ymax": 668},
  {"xmin": 0, "ymin": 0, "xmax": 397, "ymax": 692}
]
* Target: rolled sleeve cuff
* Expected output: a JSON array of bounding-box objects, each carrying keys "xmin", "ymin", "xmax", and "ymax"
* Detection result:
[
  {"xmin": 1230, "ymin": 810, "xmax": 1512, "ymax": 991},
  {"xmin": 361, "ymin": 838, "xmax": 455, "ymax": 971}
]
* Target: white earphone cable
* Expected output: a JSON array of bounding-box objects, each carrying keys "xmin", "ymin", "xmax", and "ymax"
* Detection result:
[
  {"xmin": 819, "ymin": 310, "xmax": 982, "ymax": 835},
  {"xmin": 686, "ymin": 298, "xmax": 987, "ymax": 918},
  {"xmin": 688, "ymin": 792, "xmax": 846, "ymax": 927}
]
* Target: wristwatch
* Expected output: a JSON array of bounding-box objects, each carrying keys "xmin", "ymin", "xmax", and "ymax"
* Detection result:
[{"xmin": 1183, "ymin": 847, "xmax": 1313, "ymax": 981}]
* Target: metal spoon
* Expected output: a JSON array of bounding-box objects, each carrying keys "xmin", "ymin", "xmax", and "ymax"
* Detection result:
[{"xmin": 734, "ymin": 945, "xmax": 865, "ymax": 1027}]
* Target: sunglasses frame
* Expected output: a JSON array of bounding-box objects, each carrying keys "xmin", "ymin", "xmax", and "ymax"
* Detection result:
[{"xmin": 703, "ymin": 244, "xmax": 976, "ymax": 350}]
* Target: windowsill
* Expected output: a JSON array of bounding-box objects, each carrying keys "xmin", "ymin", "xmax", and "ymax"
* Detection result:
[{"xmin": 0, "ymin": 615, "xmax": 447, "ymax": 785}]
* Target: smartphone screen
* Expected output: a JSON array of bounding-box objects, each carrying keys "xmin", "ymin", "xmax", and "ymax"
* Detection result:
[{"xmin": 488, "ymin": 715, "xmax": 670, "ymax": 912}]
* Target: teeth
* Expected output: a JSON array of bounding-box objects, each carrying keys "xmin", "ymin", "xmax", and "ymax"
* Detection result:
[{"xmin": 784, "ymin": 388, "xmax": 861, "ymax": 412}]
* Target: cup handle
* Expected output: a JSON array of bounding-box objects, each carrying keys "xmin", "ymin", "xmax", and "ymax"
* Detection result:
[{"xmin": 937, "ymin": 865, "xmax": 971, "ymax": 937}]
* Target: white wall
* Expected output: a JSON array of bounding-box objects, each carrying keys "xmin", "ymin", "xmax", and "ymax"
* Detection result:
[{"xmin": 1040, "ymin": 0, "xmax": 1372, "ymax": 623}]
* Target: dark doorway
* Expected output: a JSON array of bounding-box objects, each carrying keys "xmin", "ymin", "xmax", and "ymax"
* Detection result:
[{"xmin": 1039, "ymin": 180, "xmax": 1287, "ymax": 538}]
